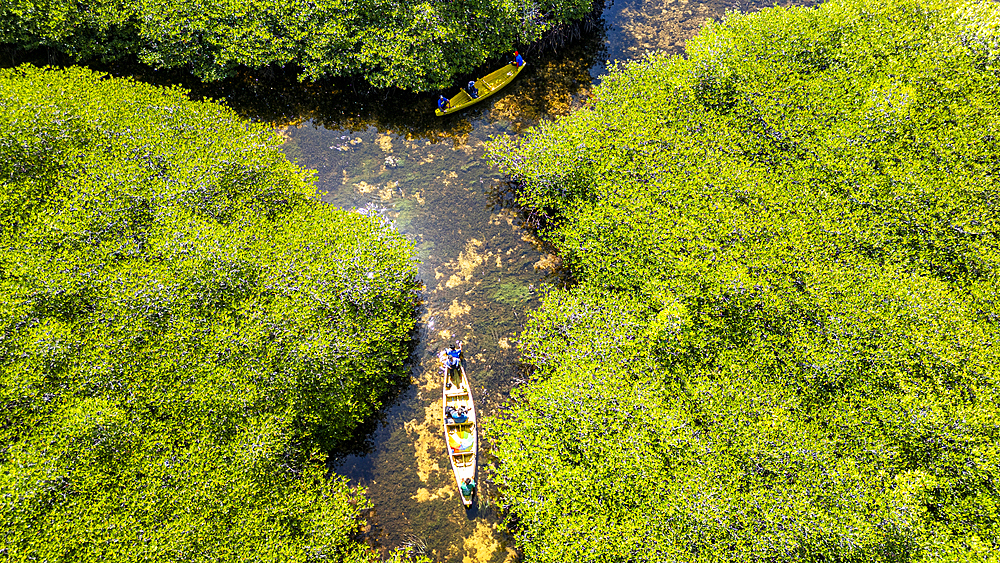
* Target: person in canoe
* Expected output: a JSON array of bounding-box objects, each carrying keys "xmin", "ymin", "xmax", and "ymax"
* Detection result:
[
  {"xmin": 511, "ymin": 51, "xmax": 525, "ymax": 67},
  {"xmin": 443, "ymin": 341, "xmax": 462, "ymax": 373},
  {"xmin": 467, "ymin": 80, "xmax": 479, "ymax": 99},
  {"xmin": 445, "ymin": 405, "xmax": 468, "ymax": 424},
  {"xmin": 460, "ymin": 477, "xmax": 476, "ymax": 498},
  {"xmin": 438, "ymin": 95, "xmax": 451, "ymax": 111}
]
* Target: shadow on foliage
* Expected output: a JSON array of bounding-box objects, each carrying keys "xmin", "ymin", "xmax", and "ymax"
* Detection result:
[
  {"xmin": 2, "ymin": 13, "xmax": 609, "ymax": 140},
  {"xmin": 322, "ymin": 298, "xmax": 430, "ymax": 462}
]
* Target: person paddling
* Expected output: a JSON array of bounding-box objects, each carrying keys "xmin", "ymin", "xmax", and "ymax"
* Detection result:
[
  {"xmin": 512, "ymin": 51, "xmax": 525, "ymax": 67},
  {"xmin": 446, "ymin": 341, "xmax": 461, "ymax": 369},
  {"xmin": 467, "ymin": 80, "xmax": 479, "ymax": 98}
]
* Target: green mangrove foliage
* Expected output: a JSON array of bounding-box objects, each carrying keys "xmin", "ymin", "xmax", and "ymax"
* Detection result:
[
  {"xmin": 486, "ymin": 0, "xmax": 1000, "ymax": 560},
  {"xmin": 0, "ymin": 65, "xmax": 421, "ymax": 561},
  {"xmin": 0, "ymin": 0, "xmax": 594, "ymax": 90}
]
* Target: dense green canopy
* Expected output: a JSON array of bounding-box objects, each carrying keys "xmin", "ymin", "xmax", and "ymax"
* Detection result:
[
  {"xmin": 486, "ymin": 0, "xmax": 1000, "ymax": 560},
  {"xmin": 0, "ymin": 66, "xmax": 421, "ymax": 561},
  {"xmin": 0, "ymin": 0, "xmax": 594, "ymax": 90}
]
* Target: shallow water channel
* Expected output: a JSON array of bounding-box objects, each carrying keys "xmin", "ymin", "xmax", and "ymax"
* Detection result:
[{"xmin": 267, "ymin": 0, "xmax": 817, "ymax": 559}]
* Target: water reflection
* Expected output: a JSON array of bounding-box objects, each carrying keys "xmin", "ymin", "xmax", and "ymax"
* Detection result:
[
  {"xmin": 282, "ymin": 113, "xmax": 566, "ymax": 559},
  {"xmin": 242, "ymin": 2, "xmax": 822, "ymax": 559},
  {"xmin": 597, "ymin": 0, "xmax": 820, "ymax": 78},
  {"xmin": 54, "ymin": 0, "xmax": 817, "ymax": 558},
  {"xmin": 81, "ymin": 27, "xmax": 605, "ymax": 144},
  {"xmin": 265, "ymin": 38, "xmax": 603, "ymax": 562}
]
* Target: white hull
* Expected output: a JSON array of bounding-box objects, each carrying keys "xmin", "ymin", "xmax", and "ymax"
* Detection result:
[{"xmin": 441, "ymin": 351, "xmax": 477, "ymax": 507}]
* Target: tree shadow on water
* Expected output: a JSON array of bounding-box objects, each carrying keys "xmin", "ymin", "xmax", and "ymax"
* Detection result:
[{"xmin": 4, "ymin": 14, "xmax": 610, "ymax": 141}]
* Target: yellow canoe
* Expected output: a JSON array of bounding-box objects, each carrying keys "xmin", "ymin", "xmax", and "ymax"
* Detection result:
[{"xmin": 435, "ymin": 63, "xmax": 526, "ymax": 116}]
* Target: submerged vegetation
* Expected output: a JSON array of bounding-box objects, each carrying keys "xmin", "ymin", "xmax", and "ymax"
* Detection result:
[
  {"xmin": 487, "ymin": 0, "xmax": 1000, "ymax": 560},
  {"xmin": 0, "ymin": 0, "xmax": 596, "ymax": 91},
  {"xmin": 0, "ymin": 66, "xmax": 422, "ymax": 560}
]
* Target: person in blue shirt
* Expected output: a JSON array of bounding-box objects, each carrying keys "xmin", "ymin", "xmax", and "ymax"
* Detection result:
[
  {"xmin": 446, "ymin": 342, "xmax": 461, "ymax": 365},
  {"xmin": 443, "ymin": 341, "xmax": 462, "ymax": 374},
  {"xmin": 445, "ymin": 405, "xmax": 468, "ymax": 424},
  {"xmin": 438, "ymin": 95, "xmax": 450, "ymax": 111},
  {"xmin": 513, "ymin": 51, "xmax": 524, "ymax": 67},
  {"xmin": 467, "ymin": 80, "xmax": 479, "ymax": 98}
]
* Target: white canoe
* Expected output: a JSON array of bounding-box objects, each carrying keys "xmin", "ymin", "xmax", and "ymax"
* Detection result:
[{"xmin": 441, "ymin": 350, "xmax": 477, "ymax": 507}]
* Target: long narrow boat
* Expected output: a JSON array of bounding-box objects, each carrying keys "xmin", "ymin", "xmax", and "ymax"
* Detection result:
[
  {"xmin": 440, "ymin": 349, "xmax": 477, "ymax": 507},
  {"xmin": 435, "ymin": 62, "xmax": 526, "ymax": 116}
]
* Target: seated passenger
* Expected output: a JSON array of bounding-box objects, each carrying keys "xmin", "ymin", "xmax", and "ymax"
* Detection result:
[
  {"xmin": 460, "ymin": 477, "xmax": 476, "ymax": 498},
  {"xmin": 453, "ymin": 406, "xmax": 468, "ymax": 424},
  {"xmin": 467, "ymin": 80, "xmax": 479, "ymax": 98},
  {"xmin": 437, "ymin": 95, "xmax": 450, "ymax": 111}
]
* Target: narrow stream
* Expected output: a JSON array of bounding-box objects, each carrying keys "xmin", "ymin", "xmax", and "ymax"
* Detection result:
[
  {"xmin": 270, "ymin": 0, "xmax": 817, "ymax": 559},
  {"xmin": 276, "ymin": 33, "xmax": 600, "ymax": 563},
  {"xmin": 278, "ymin": 83, "xmax": 582, "ymax": 561}
]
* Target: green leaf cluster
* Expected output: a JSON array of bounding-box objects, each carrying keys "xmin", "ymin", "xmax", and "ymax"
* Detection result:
[
  {"xmin": 0, "ymin": 0, "xmax": 595, "ymax": 91},
  {"xmin": 485, "ymin": 0, "xmax": 1000, "ymax": 560},
  {"xmin": 0, "ymin": 65, "xmax": 423, "ymax": 561}
]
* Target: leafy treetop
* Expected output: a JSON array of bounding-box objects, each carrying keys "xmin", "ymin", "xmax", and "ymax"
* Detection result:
[
  {"xmin": 485, "ymin": 0, "xmax": 1000, "ymax": 560},
  {"xmin": 0, "ymin": 0, "xmax": 596, "ymax": 90},
  {"xmin": 0, "ymin": 65, "xmax": 423, "ymax": 562}
]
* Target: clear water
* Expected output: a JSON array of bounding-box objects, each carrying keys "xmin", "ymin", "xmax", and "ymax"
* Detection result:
[
  {"xmin": 272, "ymin": 0, "xmax": 818, "ymax": 559},
  {"xmin": 0, "ymin": 0, "xmax": 818, "ymax": 558}
]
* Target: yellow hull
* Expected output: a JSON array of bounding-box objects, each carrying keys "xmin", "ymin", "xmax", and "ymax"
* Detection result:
[{"xmin": 435, "ymin": 63, "xmax": 526, "ymax": 116}]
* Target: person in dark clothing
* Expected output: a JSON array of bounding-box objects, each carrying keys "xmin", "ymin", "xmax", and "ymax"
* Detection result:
[
  {"xmin": 467, "ymin": 80, "xmax": 479, "ymax": 98},
  {"xmin": 460, "ymin": 477, "xmax": 476, "ymax": 498}
]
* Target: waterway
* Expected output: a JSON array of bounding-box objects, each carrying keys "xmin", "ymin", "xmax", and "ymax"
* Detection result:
[{"xmin": 225, "ymin": 0, "xmax": 815, "ymax": 559}]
